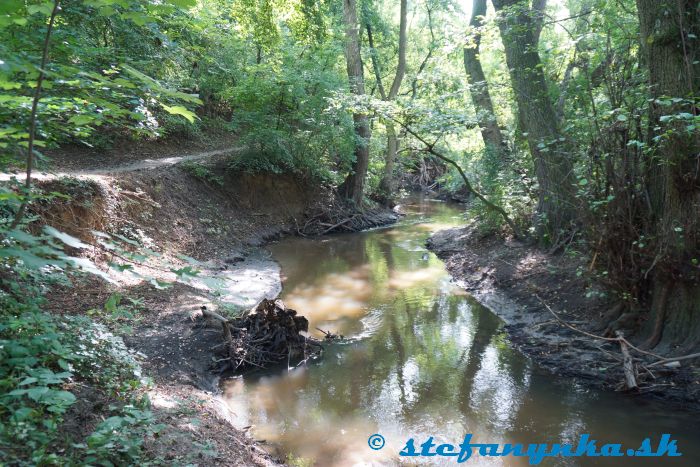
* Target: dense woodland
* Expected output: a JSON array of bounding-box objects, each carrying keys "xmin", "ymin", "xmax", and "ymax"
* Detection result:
[{"xmin": 1, "ymin": 0, "xmax": 698, "ymax": 464}]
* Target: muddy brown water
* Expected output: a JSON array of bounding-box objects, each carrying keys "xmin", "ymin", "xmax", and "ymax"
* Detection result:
[{"xmin": 222, "ymin": 197, "xmax": 699, "ymax": 466}]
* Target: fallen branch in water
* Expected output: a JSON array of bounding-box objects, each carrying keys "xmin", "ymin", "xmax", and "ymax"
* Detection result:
[
  {"xmin": 316, "ymin": 327, "xmax": 344, "ymax": 340},
  {"xmin": 300, "ymin": 192, "xmax": 395, "ymax": 236},
  {"xmin": 385, "ymin": 115, "xmax": 524, "ymax": 240},
  {"xmin": 535, "ymin": 295, "xmax": 699, "ymax": 391},
  {"xmin": 321, "ymin": 215, "xmax": 359, "ymax": 235},
  {"xmin": 616, "ymin": 331, "xmax": 638, "ymax": 390},
  {"xmin": 646, "ymin": 352, "xmax": 700, "ymax": 368}
]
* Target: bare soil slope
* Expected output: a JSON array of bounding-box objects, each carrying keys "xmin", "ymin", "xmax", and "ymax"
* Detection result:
[{"xmin": 428, "ymin": 226, "xmax": 700, "ymax": 410}]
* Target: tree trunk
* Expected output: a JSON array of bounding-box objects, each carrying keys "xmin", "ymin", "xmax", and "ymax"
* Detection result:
[
  {"xmin": 387, "ymin": 0, "xmax": 408, "ymax": 101},
  {"xmin": 379, "ymin": 122, "xmax": 398, "ymax": 195},
  {"xmin": 636, "ymin": 0, "xmax": 700, "ymax": 351},
  {"xmin": 376, "ymin": 0, "xmax": 408, "ymax": 199},
  {"xmin": 491, "ymin": 0, "xmax": 577, "ymax": 243},
  {"xmin": 340, "ymin": 0, "xmax": 371, "ymax": 205},
  {"xmin": 464, "ymin": 0, "xmax": 509, "ymax": 168}
]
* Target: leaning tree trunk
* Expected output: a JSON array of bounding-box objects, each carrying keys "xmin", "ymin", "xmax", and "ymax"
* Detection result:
[
  {"xmin": 379, "ymin": 122, "xmax": 399, "ymax": 195},
  {"xmin": 376, "ymin": 0, "xmax": 408, "ymax": 198},
  {"xmin": 340, "ymin": 0, "xmax": 371, "ymax": 205},
  {"xmin": 491, "ymin": 0, "xmax": 577, "ymax": 243},
  {"xmin": 464, "ymin": 0, "xmax": 509, "ymax": 171},
  {"xmin": 636, "ymin": 0, "xmax": 700, "ymax": 351}
]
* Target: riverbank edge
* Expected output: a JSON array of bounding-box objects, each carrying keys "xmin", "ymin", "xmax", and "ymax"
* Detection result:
[
  {"xmin": 131, "ymin": 213, "xmax": 400, "ymax": 465},
  {"xmin": 427, "ymin": 226, "xmax": 700, "ymax": 411},
  {"xmin": 32, "ymin": 140, "xmax": 400, "ymax": 465}
]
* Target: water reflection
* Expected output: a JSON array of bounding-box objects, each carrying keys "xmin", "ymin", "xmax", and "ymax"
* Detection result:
[{"xmin": 223, "ymin": 197, "xmax": 698, "ymax": 466}]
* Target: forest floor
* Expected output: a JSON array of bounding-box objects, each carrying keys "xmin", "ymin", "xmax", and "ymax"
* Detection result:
[
  {"xmin": 30, "ymin": 131, "xmax": 397, "ymax": 465},
  {"xmin": 428, "ymin": 225, "xmax": 700, "ymax": 411}
]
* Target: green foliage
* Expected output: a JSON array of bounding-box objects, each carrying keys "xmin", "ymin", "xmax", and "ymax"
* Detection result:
[
  {"xmin": 181, "ymin": 161, "xmax": 224, "ymax": 186},
  {"xmin": 0, "ymin": 191, "xmax": 164, "ymax": 463},
  {"xmin": 0, "ymin": 0, "xmax": 202, "ymax": 160},
  {"xmin": 1, "ymin": 0, "xmax": 360, "ymax": 179},
  {"xmin": 0, "ymin": 187, "xmax": 202, "ymax": 464},
  {"xmin": 0, "ymin": 300, "xmax": 158, "ymax": 465},
  {"xmin": 87, "ymin": 293, "xmax": 146, "ymax": 334},
  {"xmin": 220, "ymin": 43, "xmax": 355, "ymax": 180}
]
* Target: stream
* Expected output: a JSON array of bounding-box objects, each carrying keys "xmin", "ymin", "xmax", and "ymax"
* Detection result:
[{"xmin": 222, "ymin": 197, "xmax": 698, "ymax": 466}]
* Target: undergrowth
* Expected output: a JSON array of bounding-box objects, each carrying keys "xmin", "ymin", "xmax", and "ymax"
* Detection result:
[{"xmin": 0, "ymin": 290, "xmax": 160, "ymax": 465}]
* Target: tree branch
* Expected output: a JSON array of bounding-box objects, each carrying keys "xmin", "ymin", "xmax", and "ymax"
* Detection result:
[
  {"xmin": 411, "ymin": 6, "xmax": 436, "ymax": 99},
  {"xmin": 11, "ymin": 0, "xmax": 61, "ymax": 229},
  {"xmin": 386, "ymin": 115, "xmax": 524, "ymax": 239},
  {"xmin": 387, "ymin": 0, "xmax": 408, "ymax": 99},
  {"xmin": 365, "ymin": 22, "xmax": 387, "ymax": 100}
]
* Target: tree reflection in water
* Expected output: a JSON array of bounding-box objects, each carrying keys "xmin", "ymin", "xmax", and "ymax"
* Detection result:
[{"xmin": 222, "ymin": 198, "xmax": 700, "ymax": 466}]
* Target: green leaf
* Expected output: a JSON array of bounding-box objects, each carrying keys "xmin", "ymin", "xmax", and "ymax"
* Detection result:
[
  {"xmin": 150, "ymin": 278, "xmax": 171, "ymax": 289},
  {"xmin": 167, "ymin": 0, "xmax": 197, "ymax": 8},
  {"xmin": 52, "ymin": 390, "xmax": 76, "ymax": 404},
  {"xmin": 68, "ymin": 114, "xmax": 97, "ymax": 126},
  {"xmin": 1, "ymin": 246, "xmax": 64, "ymax": 269},
  {"xmin": 67, "ymin": 257, "xmax": 115, "ymax": 282},
  {"xmin": 0, "ymin": 0, "xmax": 23, "ymax": 14},
  {"xmin": 27, "ymin": 386, "xmax": 49, "ymax": 401},
  {"xmin": 121, "ymin": 11, "xmax": 150, "ymax": 26},
  {"xmin": 161, "ymin": 104, "xmax": 198, "ymax": 123},
  {"xmin": 104, "ymin": 293, "xmax": 121, "ymax": 312},
  {"xmin": 27, "ymin": 3, "xmax": 55, "ymax": 16},
  {"xmin": 0, "ymin": 79, "xmax": 22, "ymax": 90},
  {"xmin": 171, "ymin": 265, "xmax": 200, "ymax": 279},
  {"xmin": 12, "ymin": 407, "xmax": 34, "ymax": 421}
]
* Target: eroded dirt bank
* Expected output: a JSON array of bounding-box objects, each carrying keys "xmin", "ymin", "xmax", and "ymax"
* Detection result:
[
  {"xmin": 33, "ymin": 140, "xmax": 398, "ymax": 465},
  {"xmin": 428, "ymin": 226, "xmax": 700, "ymax": 411}
]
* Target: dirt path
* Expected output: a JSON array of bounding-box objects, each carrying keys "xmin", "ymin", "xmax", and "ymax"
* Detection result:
[
  {"xmin": 0, "ymin": 146, "xmax": 242, "ymax": 181},
  {"xmin": 69, "ymin": 146, "xmax": 242, "ymax": 175}
]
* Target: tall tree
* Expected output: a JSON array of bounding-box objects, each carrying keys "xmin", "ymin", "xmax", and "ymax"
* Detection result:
[
  {"xmin": 464, "ymin": 0, "xmax": 508, "ymax": 167},
  {"xmin": 367, "ymin": 0, "xmax": 409, "ymax": 198},
  {"xmin": 636, "ymin": 0, "xmax": 700, "ymax": 350},
  {"xmin": 340, "ymin": 0, "xmax": 372, "ymax": 204},
  {"xmin": 491, "ymin": 0, "xmax": 577, "ymax": 242}
]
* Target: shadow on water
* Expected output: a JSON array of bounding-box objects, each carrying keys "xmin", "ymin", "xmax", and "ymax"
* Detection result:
[{"xmin": 222, "ymin": 196, "xmax": 699, "ymax": 466}]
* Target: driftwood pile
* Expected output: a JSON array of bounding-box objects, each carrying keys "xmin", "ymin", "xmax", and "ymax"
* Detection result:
[
  {"xmin": 203, "ymin": 299, "xmax": 323, "ymax": 372},
  {"xmin": 297, "ymin": 194, "xmax": 397, "ymax": 236}
]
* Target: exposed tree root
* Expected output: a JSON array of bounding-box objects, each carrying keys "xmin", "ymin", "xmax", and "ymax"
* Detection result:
[
  {"xmin": 400, "ymin": 155, "xmax": 447, "ymax": 192},
  {"xmin": 599, "ymin": 302, "xmax": 624, "ymax": 332},
  {"xmin": 603, "ymin": 307, "xmax": 641, "ymax": 338},
  {"xmin": 642, "ymin": 282, "xmax": 670, "ymax": 349},
  {"xmin": 203, "ymin": 299, "xmax": 323, "ymax": 373},
  {"xmin": 536, "ymin": 295, "xmax": 700, "ymax": 392}
]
